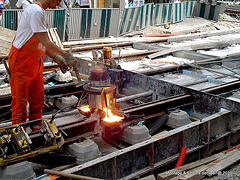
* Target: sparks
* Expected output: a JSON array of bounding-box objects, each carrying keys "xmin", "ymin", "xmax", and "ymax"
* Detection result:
[{"xmin": 103, "ymin": 108, "xmax": 123, "ymax": 123}]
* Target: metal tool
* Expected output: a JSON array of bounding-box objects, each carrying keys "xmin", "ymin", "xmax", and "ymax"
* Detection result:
[
  {"xmin": 2, "ymin": 59, "xmax": 11, "ymax": 77},
  {"xmin": 0, "ymin": 119, "xmax": 64, "ymax": 166}
]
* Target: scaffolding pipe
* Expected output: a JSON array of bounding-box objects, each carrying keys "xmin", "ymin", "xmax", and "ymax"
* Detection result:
[{"xmin": 116, "ymin": 91, "xmax": 153, "ymax": 103}]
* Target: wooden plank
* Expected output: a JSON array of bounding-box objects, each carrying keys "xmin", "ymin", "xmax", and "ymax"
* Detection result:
[
  {"xmin": 0, "ymin": 27, "xmax": 15, "ymax": 56},
  {"xmin": 157, "ymin": 148, "xmax": 239, "ymax": 180},
  {"xmin": 49, "ymin": 28, "xmax": 59, "ymax": 46},
  {"xmin": 169, "ymin": 159, "xmax": 222, "ymax": 180},
  {"xmin": 157, "ymin": 154, "xmax": 220, "ymax": 180},
  {"xmin": 53, "ymin": 28, "xmax": 63, "ymax": 49},
  {"xmin": 205, "ymin": 149, "xmax": 240, "ymax": 177},
  {"xmin": 147, "ymin": 47, "xmax": 192, "ymax": 59},
  {"xmin": 0, "ymin": 27, "xmax": 16, "ymax": 37},
  {"xmin": 62, "ymin": 37, "xmax": 167, "ymax": 47},
  {"xmin": 0, "ymin": 34, "xmax": 15, "ymax": 43},
  {"xmin": 0, "ymin": 40, "xmax": 12, "ymax": 48},
  {"xmin": 47, "ymin": 29, "xmax": 53, "ymax": 42}
]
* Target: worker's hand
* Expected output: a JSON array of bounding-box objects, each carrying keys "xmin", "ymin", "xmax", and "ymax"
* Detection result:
[
  {"xmin": 62, "ymin": 50, "xmax": 77, "ymax": 68},
  {"xmin": 53, "ymin": 54, "xmax": 68, "ymax": 73}
]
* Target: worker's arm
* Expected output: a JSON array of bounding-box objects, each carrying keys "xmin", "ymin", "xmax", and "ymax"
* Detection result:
[
  {"xmin": 36, "ymin": 32, "xmax": 76, "ymax": 67},
  {"xmin": 67, "ymin": 4, "xmax": 71, "ymax": 16},
  {"xmin": 45, "ymin": 49, "xmax": 57, "ymax": 58},
  {"xmin": 1, "ymin": 1, "xmax": 9, "ymax": 8},
  {"xmin": 45, "ymin": 49, "xmax": 68, "ymax": 73},
  {"xmin": 15, "ymin": 5, "xmax": 20, "ymax": 9},
  {"xmin": 88, "ymin": 0, "xmax": 91, "ymax": 8},
  {"xmin": 35, "ymin": 32, "xmax": 66, "ymax": 56}
]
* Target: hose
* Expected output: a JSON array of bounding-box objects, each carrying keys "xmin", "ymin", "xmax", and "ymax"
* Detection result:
[{"xmin": 175, "ymin": 146, "xmax": 187, "ymax": 168}]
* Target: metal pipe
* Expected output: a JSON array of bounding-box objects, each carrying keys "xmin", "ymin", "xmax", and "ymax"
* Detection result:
[
  {"xmin": 44, "ymin": 169, "xmax": 103, "ymax": 180},
  {"xmin": 116, "ymin": 91, "xmax": 153, "ymax": 103},
  {"xmin": 222, "ymin": 65, "xmax": 240, "ymax": 76},
  {"xmin": 196, "ymin": 58, "xmax": 240, "ymax": 65},
  {"xmin": 42, "ymin": 109, "xmax": 79, "ymax": 120},
  {"xmin": 185, "ymin": 63, "xmax": 240, "ymax": 79}
]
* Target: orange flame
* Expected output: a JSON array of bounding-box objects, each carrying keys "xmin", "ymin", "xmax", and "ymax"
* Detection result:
[
  {"xmin": 103, "ymin": 108, "xmax": 123, "ymax": 123},
  {"xmin": 79, "ymin": 105, "xmax": 91, "ymax": 112}
]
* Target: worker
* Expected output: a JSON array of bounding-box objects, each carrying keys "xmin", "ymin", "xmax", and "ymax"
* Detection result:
[
  {"xmin": 57, "ymin": 0, "xmax": 71, "ymax": 41},
  {"xmin": 75, "ymin": 0, "xmax": 90, "ymax": 8},
  {"xmin": 0, "ymin": 0, "xmax": 9, "ymax": 12},
  {"xmin": 0, "ymin": 0, "xmax": 9, "ymax": 26},
  {"xmin": 15, "ymin": 0, "xmax": 33, "ymax": 10},
  {"xmin": 8, "ymin": 0, "xmax": 76, "ymax": 131}
]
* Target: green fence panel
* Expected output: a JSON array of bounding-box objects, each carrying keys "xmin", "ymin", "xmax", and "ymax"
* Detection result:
[
  {"xmin": 119, "ymin": 7, "xmax": 141, "ymax": 35},
  {"xmin": 52, "ymin": 9, "xmax": 66, "ymax": 41},
  {"xmin": 3, "ymin": 10, "xmax": 18, "ymax": 30}
]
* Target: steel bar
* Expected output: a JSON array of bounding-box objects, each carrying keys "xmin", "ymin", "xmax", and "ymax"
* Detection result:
[
  {"xmin": 185, "ymin": 63, "xmax": 240, "ymax": 79},
  {"xmin": 44, "ymin": 169, "xmax": 103, "ymax": 180},
  {"xmin": 222, "ymin": 65, "xmax": 240, "ymax": 76},
  {"xmin": 116, "ymin": 91, "xmax": 153, "ymax": 103},
  {"xmin": 123, "ymin": 94, "xmax": 193, "ymax": 116},
  {"xmin": 73, "ymin": 64, "xmax": 82, "ymax": 82},
  {"xmin": 63, "ymin": 38, "xmax": 168, "ymax": 49}
]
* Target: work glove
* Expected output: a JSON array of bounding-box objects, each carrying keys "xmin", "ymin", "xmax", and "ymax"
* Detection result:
[
  {"xmin": 53, "ymin": 54, "xmax": 68, "ymax": 74},
  {"xmin": 62, "ymin": 50, "xmax": 77, "ymax": 68}
]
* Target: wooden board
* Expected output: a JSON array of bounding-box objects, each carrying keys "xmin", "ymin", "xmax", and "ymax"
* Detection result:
[
  {"xmin": 0, "ymin": 27, "xmax": 63, "ymax": 58},
  {"xmin": 205, "ymin": 149, "xmax": 240, "ymax": 177},
  {"xmin": 0, "ymin": 27, "xmax": 16, "ymax": 57},
  {"xmin": 158, "ymin": 148, "xmax": 239, "ymax": 180}
]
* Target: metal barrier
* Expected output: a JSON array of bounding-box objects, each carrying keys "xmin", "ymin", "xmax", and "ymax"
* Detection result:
[
  {"xmin": 154, "ymin": 3, "xmax": 173, "ymax": 26},
  {"xmin": 3, "ymin": 3, "xmax": 197, "ymax": 40},
  {"xmin": 118, "ymin": 7, "xmax": 141, "ymax": 35},
  {"xmin": 172, "ymin": 2, "xmax": 186, "ymax": 23},
  {"xmin": 2, "ymin": 9, "xmax": 66, "ymax": 40},
  {"xmin": 47, "ymin": 9, "xmax": 66, "ymax": 41},
  {"xmin": 184, "ymin": 1, "xmax": 196, "ymax": 17},
  {"xmin": 194, "ymin": 1, "xmax": 222, "ymax": 21},
  {"xmin": 68, "ymin": 8, "xmax": 120, "ymax": 40},
  {"xmin": 139, "ymin": 3, "xmax": 154, "ymax": 29},
  {"xmin": 2, "ymin": 9, "xmax": 23, "ymax": 30}
]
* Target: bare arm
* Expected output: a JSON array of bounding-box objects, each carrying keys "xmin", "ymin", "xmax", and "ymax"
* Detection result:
[
  {"xmin": 67, "ymin": 4, "xmax": 70, "ymax": 16},
  {"xmin": 3, "ymin": 1, "xmax": 9, "ymax": 8},
  {"xmin": 35, "ymin": 32, "xmax": 66, "ymax": 56},
  {"xmin": 88, "ymin": 0, "xmax": 91, "ymax": 8},
  {"xmin": 15, "ymin": 5, "xmax": 20, "ymax": 9}
]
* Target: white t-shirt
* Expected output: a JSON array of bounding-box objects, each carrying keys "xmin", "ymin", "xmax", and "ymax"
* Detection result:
[
  {"xmin": 78, "ymin": 0, "xmax": 89, "ymax": 6},
  {"xmin": 13, "ymin": 3, "xmax": 48, "ymax": 49},
  {"xmin": 15, "ymin": 0, "xmax": 33, "ymax": 10}
]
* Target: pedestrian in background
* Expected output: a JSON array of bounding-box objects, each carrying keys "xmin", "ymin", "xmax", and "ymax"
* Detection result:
[
  {"xmin": 15, "ymin": 0, "xmax": 34, "ymax": 10},
  {"xmin": 0, "ymin": 0, "xmax": 9, "ymax": 26},
  {"xmin": 75, "ymin": 0, "xmax": 90, "ymax": 8},
  {"xmin": 57, "ymin": 0, "xmax": 71, "ymax": 41}
]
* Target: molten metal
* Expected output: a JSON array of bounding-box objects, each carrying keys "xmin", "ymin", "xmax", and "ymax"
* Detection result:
[
  {"xmin": 78, "ymin": 105, "xmax": 92, "ymax": 117},
  {"xmin": 79, "ymin": 105, "xmax": 91, "ymax": 112},
  {"xmin": 103, "ymin": 108, "xmax": 123, "ymax": 123}
]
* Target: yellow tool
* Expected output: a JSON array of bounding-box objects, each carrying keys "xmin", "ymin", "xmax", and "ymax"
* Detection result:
[{"xmin": 0, "ymin": 119, "xmax": 64, "ymax": 166}]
